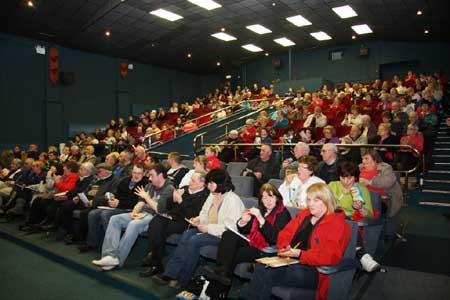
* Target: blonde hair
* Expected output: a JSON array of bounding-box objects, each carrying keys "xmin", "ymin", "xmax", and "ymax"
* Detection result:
[
  {"xmin": 306, "ymin": 182, "xmax": 337, "ymax": 215},
  {"xmin": 194, "ymin": 155, "xmax": 208, "ymax": 170}
]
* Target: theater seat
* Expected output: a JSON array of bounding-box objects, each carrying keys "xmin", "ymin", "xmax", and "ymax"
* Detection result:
[
  {"xmin": 231, "ymin": 175, "xmax": 254, "ymax": 198},
  {"xmin": 226, "ymin": 162, "xmax": 247, "ymax": 176},
  {"xmin": 181, "ymin": 160, "xmax": 194, "ymax": 169},
  {"xmin": 271, "ymin": 220, "xmax": 358, "ymax": 300}
]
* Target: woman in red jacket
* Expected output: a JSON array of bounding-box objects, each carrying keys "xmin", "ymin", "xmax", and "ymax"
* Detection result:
[
  {"xmin": 202, "ymin": 183, "xmax": 291, "ymax": 299},
  {"xmin": 246, "ymin": 182, "xmax": 351, "ymax": 300},
  {"xmin": 25, "ymin": 161, "xmax": 79, "ymax": 233}
]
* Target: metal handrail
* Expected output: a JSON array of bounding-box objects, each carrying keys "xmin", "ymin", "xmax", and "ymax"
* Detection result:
[
  {"xmin": 193, "ymin": 96, "xmax": 293, "ymax": 152},
  {"xmin": 146, "ymin": 150, "xmax": 190, "ymax": 158},
  {"xmin": 197, "ymin": 142, "xmax": 422, "ymax": 206},
  {"xmin": 145, "ymin": 96, "xmax": 281, "ymax": 143}
]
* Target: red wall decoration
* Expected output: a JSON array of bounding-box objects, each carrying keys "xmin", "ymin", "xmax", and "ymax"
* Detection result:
[
  {"xmin": 49, "ymin": 48, "xmax": 59, "ymax": 86},
  {"xmin": 120, "ymin": 62, "xmax": 128, "ymax": 79}
]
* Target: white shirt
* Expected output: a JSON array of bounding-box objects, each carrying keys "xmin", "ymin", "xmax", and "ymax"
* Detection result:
[
  {"xmin": 278, "ymin": 175, "xmax": 325, "ymax": 207},
  {"xmin": 179, "ymin": 169, "xmax": 194, "ymax": 188}
]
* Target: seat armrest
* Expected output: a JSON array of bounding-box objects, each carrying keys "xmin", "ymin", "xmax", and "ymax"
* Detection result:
[{"xmin": 316, "ymin": 258, "xmax": 357, "ymax": 275}]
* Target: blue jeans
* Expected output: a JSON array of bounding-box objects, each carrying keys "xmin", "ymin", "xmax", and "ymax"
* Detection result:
[
  {"xmin": 101, "ymin": 212, "xmax": 153, "ymax": 267},
  {"xmin": 86, "ymin": 208, "xmax": 127, "ymax": 248},
  {"xmin": 246, "ymin": 263, "xmax": 318, "ymax": 300},
  {"xmin": 164, "ymin": 228, "xmax": 220, "ymax": 287}
]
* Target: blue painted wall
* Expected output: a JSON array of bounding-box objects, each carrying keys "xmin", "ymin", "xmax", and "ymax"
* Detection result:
[
  {"xmin": 242, "ymin": 41, "xmax": 450, "ymax": 88},
  {"xmin": 0, "ymin": 33, "xmax": 203, "ymax": 150}
]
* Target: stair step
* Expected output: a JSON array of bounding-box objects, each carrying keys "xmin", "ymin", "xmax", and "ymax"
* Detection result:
[
  {"xmin": 419, "ymin": 202, "xmax": 450, "ymax": 207},
  {"xmin": 434, "ymin": 162, "xmax": 450, "ymax": 165},
  {"xmin": 425, "ymin": 179, "xmax": 450, "ymax": 183},
  {"xmin": 433, "ymin": 148, "xmax": 450, "ymax": 151},
  {"xmin": 432, "ymin": 155, "xmax": 450, "ymax": 157},
  {"xmin": 436, "ymin": 136, "xmax": 450, "ymax": 139},
  {"xmin": 422, "ymin": 189, "xmax": 450, "ymax": 194},
  {"xmin": 435, "ymin": 142, "xmax": 450, "ymax": 145},
  {"xmin": 428, "ymin": 170, "xmax": 450, "ymax": 174}
]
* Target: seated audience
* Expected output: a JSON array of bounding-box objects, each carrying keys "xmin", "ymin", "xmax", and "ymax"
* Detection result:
[
  {"xmin": 340, "ymin": 125, "xmax": 368, "ymax": 164},
  {"xmin": 243, "ymin": 144, "xmax": 280, "ymax": 196},
  {"xmin": 341, "ymin": 105, "xmax": 363, "ymax": 127},
  {"xmin": 317, "ymin": 143, "xmax": 342, "ymax": 183},
  {"xmin": 370, "ymin": 123, "xmax": 398, "ymax": 164},
  {"xmin": 179, "ymin": 155, "xmax": 208, "ymax": 188},
  {"xmin": 166, "ymin": 152, "xmax": 190, "ymax": 188},
  {"xmin": 202, "ymin": 183, "xmax": 291, "ymax": 299},
  {"xmin": 280, "ymin": 142, "xmax": 310, "ymax": 180},
  {"xmin": 303, "ymin": 106, "xmax": 327, "ymax": 128},
  {"xmin": 328, "ymin": 161, "xmax": 380, "ymax": 272},
  {"xmin": 246, "ymin": 182, "xmax": 351, "ymax": 300},
  {"xmin": 139, "ymin": 171, "xmax": 209, "ymax": 277},
  {"xmin": 394, "ymin": 124, "xmax": 424, "ymax": 171},
  {"xmin": 152, "ymin": 169, "xmax": 244, "ymax": 289},
  {"xmin": 359, "ymin": 150, "xmax": 403, "ymax": 239},
  {"xmin": 205, "ymin": 147, "xmax": 222, "ymax": 171},
  {"xmin": 91, "ymin": 164, "xmax": 174, "ymax": 271},
  {"xmin": 318, "ymin": 125, "xmax": 339, "ymax": 144},
  {"xmin": 279, "ymin": 155, "xmax": 324, "ymax": 209}
]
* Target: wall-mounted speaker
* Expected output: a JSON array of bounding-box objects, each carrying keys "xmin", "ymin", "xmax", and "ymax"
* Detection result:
[
  {"xmin": 60, "ymin": 72, "xmax": 75, "ymax": 85},
  {"xmin": 360, "ymin": 45, "xmax": 369, "ymax": 57}
]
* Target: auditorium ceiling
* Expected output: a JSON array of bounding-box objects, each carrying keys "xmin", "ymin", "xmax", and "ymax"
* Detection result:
[{"xmin": 2, "ymin": 0, "xmax": 449, "ymax": 74}]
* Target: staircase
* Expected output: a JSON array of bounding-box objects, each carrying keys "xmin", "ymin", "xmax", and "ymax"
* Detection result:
[{"xmin": 419, "ymin": 118, "xmax": 450, "ymax": 207}]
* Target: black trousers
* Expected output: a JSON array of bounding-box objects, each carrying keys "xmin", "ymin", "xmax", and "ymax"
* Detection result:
[
  {"xmin": 216, "ymin": 230, "xmax": 261, "ymax": 277},
  {"xmin": 29, "ymin": 197, "xmax": 53, "ymax": 224},
  {"xmin": 59, "ymin": 200, "xmax": 84, "ymax": 234},
  {"xmin": 146, "ymin": 215, "xmax": 187, "ymax": 265}
]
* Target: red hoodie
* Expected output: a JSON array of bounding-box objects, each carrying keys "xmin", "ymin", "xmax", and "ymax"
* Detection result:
[{"xmin": 277, "ymin": 209, "xmax": 350, "ymax": 300}]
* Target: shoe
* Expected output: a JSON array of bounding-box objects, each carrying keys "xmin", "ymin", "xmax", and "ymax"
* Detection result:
[
  {"xmin": 64, "ymin": 234, "xmax": 75, "ymax": 244},
  {"xmin": 40, "ymin": 223, "xmax": 57, "ymax": 232},
  {"xmin": 360, "ymin": 253, "xmax": 381, "ymax": 272},
  {"xmin": 92, "ymin": 255, "xmax": 119, "ymax": 267},
  {"xmin": 78, "ymin": 244, "xmax": 94, "ymax": 253},
  {"xmin": 102, "ymin": 265, "xmax": 117, "ymax": 271},
  {"xmin": 152, "ymin": 274, "xmax": 175, "ymax": 286},
  {"xmin": 139, "ymin": 265, "xmax": 163, "ymax": 278},
  {"xmin": 141, "ymin": 252, "xmax": 153, "ymax": 267},
  {"xmin": 199, "ymin": 265, "xmax": 231, "ymax": 286},
  {"xmin": 24, "ymin": 225, "xmax": 40, "ymax": 235}
]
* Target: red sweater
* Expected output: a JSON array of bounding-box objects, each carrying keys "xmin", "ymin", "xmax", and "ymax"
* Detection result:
[
  {"xmin": 54, "ymin": 172, "xmax": 79, "ymax": 193},
  {"xmin": 206, "ymin": 156, "xmax": 221, "ymax": 170},
  {"xmin": 277, "ymin": 209, "xmax": 351, "ymax": 300}
]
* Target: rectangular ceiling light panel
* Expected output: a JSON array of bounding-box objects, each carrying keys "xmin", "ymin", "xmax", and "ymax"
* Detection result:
[
  {"xmin": 273, "ymin": 37, "xmax": 295, "ymax": 47},
  {"xmin": 246, "ymin": 24, "xmax": 272, "ymax": 34},
  {"xmin": 211, "ymin": 32, "xmax": 237, "ymax": 41},
  {"xmin": 187, "ymin": 0, "xmax": 222, "ymax": 10},
  {"xmin": 351, "ymin": 24, "xmax": 373, "ymax": 34},
  {"xmin": 286, "ymin": 15, "xmax": 312, "ymax": 27},
  {"xmin": 242, "ymin": 44, "xmax": 263, "ymax": 52},
  {"xmin": 150, "ymin": 9, "xmax": 183, "ymax": 21},
  {"xmin": 310, "ymin": 31, "xmax": 332, "ymax": 41},
  {"xmin": 332, "ymin": 5, "xmax": 357, "ymax": 19}
]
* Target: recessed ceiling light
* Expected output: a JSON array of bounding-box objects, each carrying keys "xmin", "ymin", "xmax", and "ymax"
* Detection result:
[
  {"xmin": 310, "ymin": 31, "xmax": 332, "ymax": 41},
  {"xmin": 352, "ymin": 35, "xmax": 356, "ymax": 40},
  {"xmin": 211, "ymin": 32, "xmax": 237, "ymax": 41},
  {"xmin": 265, "ymin": 52, "xmax": 269, "ymax": 56},
  {"xmin": 424, "ymin": 29, "xmax": 429, "ymax": 34},
  {"xmin": 417, "ymin": 10, "xmax": 423, "ymax": 15},
  {"xmin": 216, "ymin": 61, "xmax": 221, "ymax": 66},
  {"xmin": 27, "ymin": 1, "xmax": 34, "ymax": 7},
  {"xmin": 286, "ymin": 15, "xmax": 312, "ymax": 27},
  {"xmin": 221, "ymin": 27, "xmax": 226, "ymax": 32},
  {"xmin": 187, "ymin": 53, "xmax": 192, "ymax": 58},
  {"xmin": 150, "ymin": 9, "xmax": 183, "ymax": 22},
  {"xmin": 242, "ymin": 44, "xmax": 264, "ymax": 52},
  {"xmin": 246, "ymin": 24, "xmax": 272, "ymax": 35},
  {"xmin": 187, "ymin": 0, "xmax": 222, "ymax": 10},
  {"xmin": 105, "ymin": 30, "xmax": 111, "ymax": 37},
  {"xmin": 272, "ymin": 2, "xmax": 276, "ymax": 6},
  {"xmin": 332, "ymin": 5, "xmax": 357, "ymax": 19},
  {"xmin": 351, "ymin": 24, "xmax": 373, "ymax": 35},
  {"xmin": 274, "ymin": 37, "xmax": 295, "ymax": 47}
]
